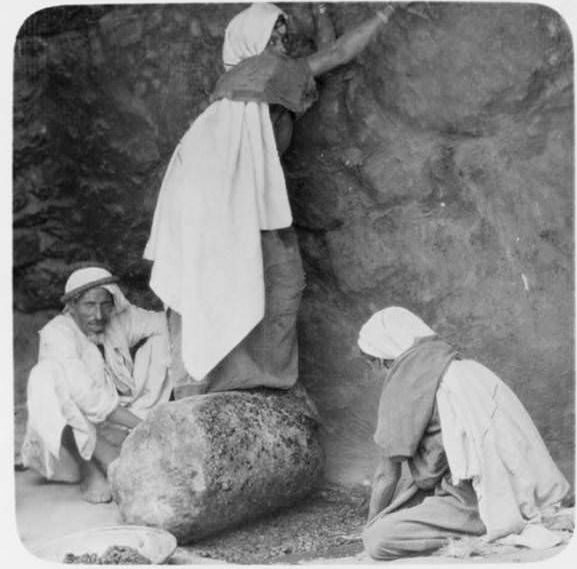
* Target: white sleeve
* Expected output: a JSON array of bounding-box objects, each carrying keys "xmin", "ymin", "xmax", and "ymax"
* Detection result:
[
  {"xmin": 120, "ymin": 305, "xmax": 169, "ymax": 348},
  {"xmin": 39, "ymin": 324, "xmax": 118, "ymax": 424}
]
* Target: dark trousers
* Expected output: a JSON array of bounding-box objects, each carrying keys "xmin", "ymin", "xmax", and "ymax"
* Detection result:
[
  {"xmin": 168, "ymin": 227, "xmax": 305, "ymax": 394},
  {"xmin": 363, "ymin": 475, "xmax": 486, "ymax": 560}
]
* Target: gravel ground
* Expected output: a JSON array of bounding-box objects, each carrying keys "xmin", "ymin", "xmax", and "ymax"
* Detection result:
[
  {"xmin": 173, "ymin": 485, "xmax": 369, "ymax": 564},
  {"xmin": 171, "ymin": 491, "xmax": 575, "ymax": 566}
]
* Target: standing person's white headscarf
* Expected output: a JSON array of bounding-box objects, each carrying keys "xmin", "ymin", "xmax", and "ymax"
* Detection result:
[
  {"xmin": 223, "ymin": 3, "xmax": 285, "ymax": 70},
  {"xmin": 144, "ymin": 3, "xmax": 291, "ymax": 380}
]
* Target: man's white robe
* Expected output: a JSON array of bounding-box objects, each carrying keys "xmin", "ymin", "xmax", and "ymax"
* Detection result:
[{"xmin": 21, "ymin": 307, "xmax": 171, "ymax": 481}]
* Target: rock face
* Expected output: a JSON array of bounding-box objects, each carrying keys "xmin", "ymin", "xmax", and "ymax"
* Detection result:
[
  {"xmin": 109, "ymin": 390, "xmax": 323, "ymax": 543},
  {"xmin": 13, "ymin": 4, "xmax": 574, "ymax": 488}
]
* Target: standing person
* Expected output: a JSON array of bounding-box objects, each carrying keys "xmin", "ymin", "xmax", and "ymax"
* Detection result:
[
  {"xmin": 21, "ymin": 265, "xmax": 172, "ymax": 503},
  {"xmin": 357, "ymin": 306, "xmax": 570, "ymax": 560},
  {"xmin": 144, "ymin": 3, "xmax": 396, "ymax": 398}
]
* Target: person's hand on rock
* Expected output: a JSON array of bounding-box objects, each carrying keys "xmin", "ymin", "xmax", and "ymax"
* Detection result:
[{"xmin": 376, "ymin": 4, "xmax": 396, "ymax": 25}]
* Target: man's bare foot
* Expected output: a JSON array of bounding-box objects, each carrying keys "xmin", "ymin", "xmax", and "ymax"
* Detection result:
[{"xmin": 80, "ymin": 460, "xmax": 112, "ymax": 504}]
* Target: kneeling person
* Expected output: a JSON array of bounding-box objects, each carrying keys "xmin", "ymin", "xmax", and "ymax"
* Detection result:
[
  {"xmin": 359, "ymin": 307, "xmax": 570, "ymax": 560},
  {"xmin": 21, "ymin": 265, "xmax": 172, "ymax": 503}
]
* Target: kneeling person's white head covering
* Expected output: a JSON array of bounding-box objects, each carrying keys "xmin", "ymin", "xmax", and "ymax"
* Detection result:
[
  {"xmin": 358, "ymin": 306, "xmax": 435, "ymax": 360},
  {"xmin": 61, "ymin": 265, "xmax": 129, "ymax": 313}
]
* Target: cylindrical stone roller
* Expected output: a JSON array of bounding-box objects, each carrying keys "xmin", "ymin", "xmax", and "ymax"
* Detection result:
[{"xmin": 109, "ymin": 389, "xmax": 323, "ymax": 543}]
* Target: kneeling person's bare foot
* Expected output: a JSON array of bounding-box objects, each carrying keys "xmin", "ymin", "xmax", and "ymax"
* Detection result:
[{"xmin": 80, "ymin": 460, "xmax": 112, "ymax": 504}]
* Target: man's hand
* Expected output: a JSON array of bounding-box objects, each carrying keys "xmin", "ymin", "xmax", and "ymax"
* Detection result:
[
  {"xmin": 107, "ymin": 405, "xmax": 142, "ymax": 429},
  {"xmin": 98, "ymin": 422, "xmax": 131, "ymax": 447}
]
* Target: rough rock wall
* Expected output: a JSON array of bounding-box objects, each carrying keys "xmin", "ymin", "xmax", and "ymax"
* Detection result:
[{"xmin": 13, "ymin": 3, "xmax": 574, "ymax": 487}]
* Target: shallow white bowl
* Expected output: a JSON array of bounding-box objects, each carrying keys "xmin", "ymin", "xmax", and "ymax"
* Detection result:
[{"xmin": 32, "ymin": 525, "xmax": 178, "ymax": 564}]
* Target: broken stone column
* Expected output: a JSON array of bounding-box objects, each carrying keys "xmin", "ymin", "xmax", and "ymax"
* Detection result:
[{"xmin": 108, "ymin": 389, "xmax": 323, "ymax": 543}]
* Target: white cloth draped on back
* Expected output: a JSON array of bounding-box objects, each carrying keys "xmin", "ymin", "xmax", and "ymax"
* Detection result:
[
  {"xmin": 143, "ymin": 3, "xmax": 290, "ymax": 380},
  {"xmin": 437, "ymin": 359, "xmax": 570, "ymax": 542}
]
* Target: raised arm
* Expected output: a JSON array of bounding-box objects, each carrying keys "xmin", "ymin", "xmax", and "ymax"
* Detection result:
[
  {"xmin": 313, "ymin": 3, "xmax": 336, "ymax": 49},
  {"xmin": 367, "ymin": 455, "xmax": 401, "ymax": 522},
  {"xmin": 306, "ymin": 4, "xmax": 395, "ymax": 78}
]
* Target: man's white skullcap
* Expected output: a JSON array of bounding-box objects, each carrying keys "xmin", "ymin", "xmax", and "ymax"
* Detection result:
[{"xmin": 60, "ymin": 266, "xmax": 128, "ymax": 312}]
